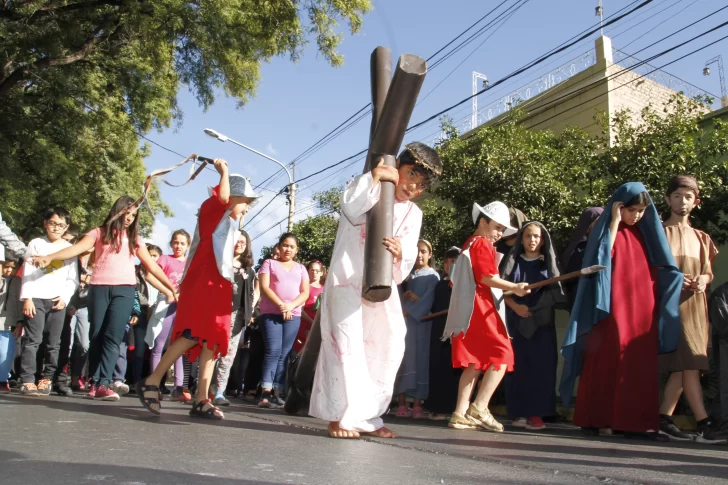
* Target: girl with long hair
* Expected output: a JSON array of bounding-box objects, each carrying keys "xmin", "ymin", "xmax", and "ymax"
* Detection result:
[
  {"xmin": 257, "ymin": 232, "xmax": 309, "ymax": 408},
  {"xmin": 145, "ymin": 229, "xmax": 191, "ymax": 402},
  {"xmin": 32, "ymin": 196, "xmax": 177, "ymax": 401}
]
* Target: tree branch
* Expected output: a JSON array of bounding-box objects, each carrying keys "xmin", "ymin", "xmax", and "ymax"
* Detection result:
[
  {"xmin": 0, "ymin": 17, "xmax": 121, "ymax": 96},
  {"xmin": 0, "ymin": 0, "xmax": 123, "ymax": 22}
]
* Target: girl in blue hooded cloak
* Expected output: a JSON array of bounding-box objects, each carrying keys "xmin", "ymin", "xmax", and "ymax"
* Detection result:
[{"xmin": 559, "ymin": 183, "xmax": 682, "ymax": 437}]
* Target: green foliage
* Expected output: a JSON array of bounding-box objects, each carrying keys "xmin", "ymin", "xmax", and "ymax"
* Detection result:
[
  {"xmin": 426, "ymin": 94, "xmax": 728, "ymax": 260},
  {"xmin": 0, "ymin": 0, "xmax": 371, "ymax": 236},
  {"xmin": 600, "ymin": 95, "xmax": 728, "ymax": 240},
  {"xmin": 430, "ymin": 111, "xmax": 604, "ymax": 253}
]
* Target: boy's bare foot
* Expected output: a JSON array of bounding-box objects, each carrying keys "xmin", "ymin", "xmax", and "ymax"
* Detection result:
[
  {"xmin": 328, "ymin": 421, "xmax": 360, "ymax": 439},
  {"xmin": 361, "ymin": 427, "xmax": 397, "ymax": 439}
]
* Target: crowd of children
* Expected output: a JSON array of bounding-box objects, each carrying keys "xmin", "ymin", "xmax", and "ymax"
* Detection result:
[{"xmin": 0, "ymin": 150, "xmax": 726, "ymax": 444}]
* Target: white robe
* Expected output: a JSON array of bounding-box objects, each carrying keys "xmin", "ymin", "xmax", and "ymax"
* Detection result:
[{"xmin": 309, "ymin": 172, "xmax": 421, "ymax": 432}]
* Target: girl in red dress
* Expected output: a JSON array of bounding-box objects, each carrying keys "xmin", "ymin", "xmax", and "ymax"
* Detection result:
[
  {"xmin": 560, "ymin": 182, "xmax": 682, "ymax": 439},
  {"xmin": 574, "ymin": 190, "xmax": 677, "ymax": 436},
  {"xmin": 136, "ymin": 159, "xmax": 260, "ymax": 419},
  {"xmin": 443, "ymin": 202, "xmax": 530, "ymax": 432}
]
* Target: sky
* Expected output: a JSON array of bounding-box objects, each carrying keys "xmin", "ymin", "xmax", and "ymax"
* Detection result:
[{"xmin": 142, "ymin": 0, "xmax": 728, "ymax": 258}]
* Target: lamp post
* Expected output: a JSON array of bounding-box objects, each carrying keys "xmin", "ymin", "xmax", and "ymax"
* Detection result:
[
  {"xmin": 703, "ymin": 56, "xmax": 728, "ymax": 109},
  {"xmin": 472, "ymin": 71, "xmax": 489, "ymax": 130},
  {"xmin": 204, "ymin": 128, "xmax": 296, "ymax": 232},
  {"xmin": 596, "ymin": 1, "xmax": 604, "ymax": 37}
]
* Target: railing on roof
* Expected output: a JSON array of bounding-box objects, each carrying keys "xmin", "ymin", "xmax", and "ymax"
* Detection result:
[
  {"xmin": 612, "ymin": 48, "xmax": 718, "ymax": 105},
  {"xmin": 463, "ymin": 49, "xmax": 598, "ymax": 134},
  {"xmin": 430, "ymin": 47, "xmax": 719, "ymax": 146}
]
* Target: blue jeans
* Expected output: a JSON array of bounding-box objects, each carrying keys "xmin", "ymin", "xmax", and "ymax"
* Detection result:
[
  {"xmin": 87, "ymin": 285, "xmax": 135, "ymax": 386},
  {"xmin": 0, "ymin": 331, "xmax": 16, "ymax": 382},
  {"xmin": 259, "ymin": 314, "xmax": 301, "ymax": 391}
]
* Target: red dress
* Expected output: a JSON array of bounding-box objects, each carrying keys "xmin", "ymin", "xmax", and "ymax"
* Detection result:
[
  {"xmin": 574, "ymin": 223, "xmax": 659, "ymax": 433},
  {"xmin": 293, "ymin": 285, "xmax": 323, "ymax": 353},
  {"xmin": 452, "ymin": 236, "xmax": 514, "ymax": 371},
  {"xmin": 172, "ymin": 191, "xmax": 233, "ymax": 361}
]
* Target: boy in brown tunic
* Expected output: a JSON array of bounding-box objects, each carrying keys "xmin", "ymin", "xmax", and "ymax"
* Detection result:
[{"xmin": 658, "ymin": 175, "xmax": 724, "ymax": 444}]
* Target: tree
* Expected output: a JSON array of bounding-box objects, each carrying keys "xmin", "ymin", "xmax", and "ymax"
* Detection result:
[{"xmin": 0, "ymin": 0, "xmax": 371, "ymax": 236}]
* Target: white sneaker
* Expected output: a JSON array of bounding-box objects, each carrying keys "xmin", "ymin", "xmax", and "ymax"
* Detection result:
[
  {"xmin": 511, "ymin": 417, "xmax": 527, "ymax": 428},
  {"xmin": 110, "ymin": 380, "xmax": 130, "ymax": 396}
]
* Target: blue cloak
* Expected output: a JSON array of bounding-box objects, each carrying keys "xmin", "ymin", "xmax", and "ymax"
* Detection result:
[{"xmin": 559, "ymin": 182, "xmax": 683, "ymax": 409}]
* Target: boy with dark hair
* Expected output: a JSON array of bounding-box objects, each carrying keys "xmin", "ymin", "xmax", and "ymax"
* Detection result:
[
  {"xmin": 658, "ymin": 175, "xmax": 724, "ymax": 443},
  {"xmin": 18, "ymin": 208, "xmax": 79, "ymax": 396},
  {"xmin": 309, "ymin": 142, "xmax": 443, "ymax": 439}
]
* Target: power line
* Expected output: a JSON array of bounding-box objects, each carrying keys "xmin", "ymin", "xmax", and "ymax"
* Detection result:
[
  {"xmin": 416, "ymin": 0, "xmax": 530, "ymax": 106},
  {"xmin": 404, "ymin": 0, "xmax": 656, "ymax": 134},
  {"xmin": 286, "ymin": 0, "xmax": 656, "ymax": 189},
  {"xmin": 257, "ymin": 0, "xmax": 530, "ymax": 189}
]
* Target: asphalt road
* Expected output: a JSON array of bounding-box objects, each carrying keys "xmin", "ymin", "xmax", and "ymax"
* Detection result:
[{"xmin": 1, "ymin": 393, "xmax": 726, "ymax": 485}]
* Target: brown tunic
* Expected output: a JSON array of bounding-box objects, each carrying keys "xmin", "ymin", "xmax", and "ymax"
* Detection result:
[{"xmin": 660, "ymin": 224, "xmax": 718, "ymax": 371}]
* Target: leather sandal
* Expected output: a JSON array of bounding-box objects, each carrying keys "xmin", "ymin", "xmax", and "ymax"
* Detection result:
[
  {"xmin": 135, "ymin": 381, "xmax": 162, "ymax": 415},
  {"xmin": 189, "ymin": 399, "xmax": 224, "ymax": 420}
]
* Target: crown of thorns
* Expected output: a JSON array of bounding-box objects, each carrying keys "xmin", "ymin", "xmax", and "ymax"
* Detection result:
[{"xmin": 404, "ymin": 143, "xmax": 442, "ymax": 177}]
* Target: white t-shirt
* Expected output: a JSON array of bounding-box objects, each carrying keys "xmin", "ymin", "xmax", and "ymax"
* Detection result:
[{"xmin": 20, "ymin": 237, "xmax": 78, "ymax": 304}]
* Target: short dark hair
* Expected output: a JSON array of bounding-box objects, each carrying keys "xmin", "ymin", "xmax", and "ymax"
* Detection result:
[
  {"xmin": 43, "ymin": 207, "xmax": 71, "ymax": 225},
  {"xmin": 475, "ymin": 213, "xmax": 492, "ymax": 228},
  {"xmin": 666, "ymin": 175, "xmax": 699, "ymax": 197},
  {"xmin": 625, "ymin": 191, "xmax": 652, "ymax": 208},
  {"xmin": 444, "ymin": 248, "xmax": 460, "ymax": 260},
  {"xmin": 146, "ymin": 243, "xmax": 163, "ymax": 255}
]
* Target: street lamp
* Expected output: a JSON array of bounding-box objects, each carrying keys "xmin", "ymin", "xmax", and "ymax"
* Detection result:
[
  {"xmin": 596, "ymin": 1, "xmax": 604, "ymax": 36},
  {"xmin": 204, "ymin": 128, "xmax": 296, "ymax": 231},
  {"xmin": 703, "ymin": 56, "xmax": 728, "ymax": 109}
]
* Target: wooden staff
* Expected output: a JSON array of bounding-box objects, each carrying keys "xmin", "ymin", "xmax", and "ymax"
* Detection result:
[
  {"xmin": 362, "ymin": 52, "xmax": 427, "ymax": 303},
  {"xmin": 421, "ymin": 265, "xmax": 606, "ymax": 320},
  {"xmin": 508, "ymin": 265, "xmax": 606, "ymax": 293}
]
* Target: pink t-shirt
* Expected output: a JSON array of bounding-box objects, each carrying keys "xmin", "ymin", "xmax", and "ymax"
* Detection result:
[
  {"xmin": 157, "ymin": 255, "xmax": 187, "ymax": 290},
  {"xmin": 87, "ymin": 227, "xmax": 143, "ymax": 286},
  {"xmin": 258, "ymin": 259, "xmax": 307, "ymax": 317}
]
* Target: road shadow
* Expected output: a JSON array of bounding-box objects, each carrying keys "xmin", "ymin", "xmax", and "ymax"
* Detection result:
[
  {"xmin": 0, "ymin": 394, "xmax": 325, "ymax": 438},
  {"xmin": 402, "ymin": 434, "xmax": 728, "ymax": 478},
  {"xmin": 0, "ymin": 449, "xmax": 290, "ymax": 485}
]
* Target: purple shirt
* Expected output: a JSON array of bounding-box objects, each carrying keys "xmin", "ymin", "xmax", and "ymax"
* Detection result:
[{"xmin": 258, "ymin": 259, "xmax": 307, "ymax": 316}]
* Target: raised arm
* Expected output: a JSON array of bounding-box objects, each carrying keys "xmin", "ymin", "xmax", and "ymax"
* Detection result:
[
  {"xmin": 214, "ymin": 159, "xmax": 230, "ymax": 205},
  {"xmin": 609, "ymin": 202, "xmax": 623, "ymax": 253}
]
